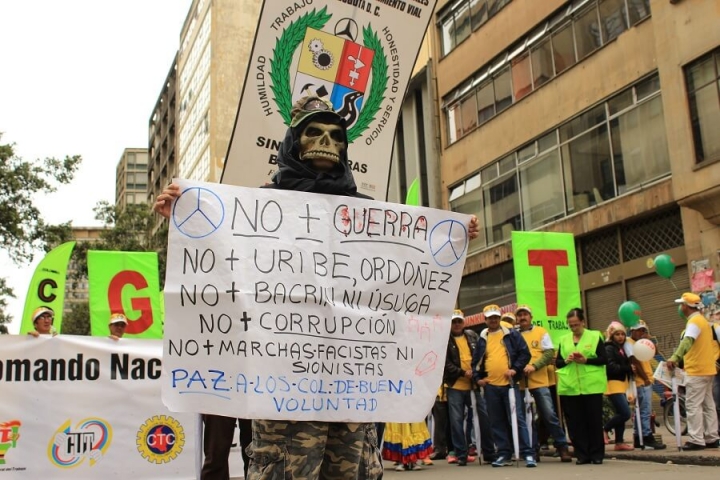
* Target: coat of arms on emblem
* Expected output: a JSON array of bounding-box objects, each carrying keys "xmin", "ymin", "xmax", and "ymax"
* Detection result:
[{"xmin": 270, "ymin": 7, "xmax": 388, "ymax": 143}]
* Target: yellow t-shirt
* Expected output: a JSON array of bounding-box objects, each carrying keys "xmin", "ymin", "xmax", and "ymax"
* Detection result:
[
  {"xmin": 452, "ymin": 335, "xmax": 472, "ymax": 390},
  {"xmin": 627, "ymin": 337, "xmax": 654, "ymax": 387},
  {"xmin": 521, "ymin": 326, "xmax": 552, "ymax": 389},
  {"xmin": 486, "ymin": 330, "xmax": 510, "ymax": 386},
  {"xmin": 684, "ymin": 313, "xmax": 716, "ymax": 376}
]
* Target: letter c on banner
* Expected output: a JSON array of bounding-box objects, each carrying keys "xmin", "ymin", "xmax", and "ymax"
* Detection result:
[
  {"xmin": 108, "ymin": 270, "xmax": 153, "ymax": 334},
  {"xmin": 38, "ymin": 278, "xmax": 58, "ymax": 303}
]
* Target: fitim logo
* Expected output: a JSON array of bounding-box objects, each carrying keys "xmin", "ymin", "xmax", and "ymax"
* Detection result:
[
  {"xmin": 0, "ymin": 420, "xmax": 21, "ymax": 464},
  {"xmin": 136, "ymin": 415, "xmax": 185, "ymax": 464},
  {"xmin": 48, "ymin": 418, "xmax": 112, "ymax": 468}
]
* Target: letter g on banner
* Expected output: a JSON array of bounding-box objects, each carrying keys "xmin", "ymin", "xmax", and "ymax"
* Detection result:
[{"xmin": 108, "ymin": 270, "xmax": 152, "ymax": 334}]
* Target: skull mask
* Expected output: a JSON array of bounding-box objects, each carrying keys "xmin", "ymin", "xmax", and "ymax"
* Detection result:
[{"xmin": 298, "ymin": 120, "xmax": 345, "ymax": 168}]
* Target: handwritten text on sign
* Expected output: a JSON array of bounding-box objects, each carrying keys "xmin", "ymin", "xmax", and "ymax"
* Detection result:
[{"xmin": 161, "ymin": 180, "xmax": 470, "ymax": 422}]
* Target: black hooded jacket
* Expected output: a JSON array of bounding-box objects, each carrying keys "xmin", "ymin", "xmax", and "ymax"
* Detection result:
[{"xmin": 263, "ymin": 112, "xmax": 372, "ymax": 199}]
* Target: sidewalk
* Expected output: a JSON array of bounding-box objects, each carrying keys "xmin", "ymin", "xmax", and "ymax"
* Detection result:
[{"xmin": 540, "ymin": 433, "xmax": 720, "ymax": 466}]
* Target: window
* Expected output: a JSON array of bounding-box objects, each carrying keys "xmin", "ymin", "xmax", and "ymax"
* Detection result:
[
  {"xmin": 520, "ymin": 149, "xmax": 564, "ymax": 229},
  {"xmin": 451, "ymin": 175, "xmax": 486, "ymax": 252},
  {"xmin": 448, "ymin": 104, "xmax": 462, "ymax": 143},
  {"xmin": 531, "ymin": 38, "xmax": 553, "ymax": 88},
  {"xmin": 483, "ymin": 171, "xmax": 520, "ymax": 244},
  {"xmin": 562, "ymin": 124, "xmax": 614, "ymax": 210},
  {"xmin": 439, "ymin": 0, "xmax": 513, "ymax": 56},
  {"xmin": 476, "ymin": 81, "xmax": 495, "ymax": 124},
  {"xmin": 598, "ymin": 0, "xmax": 627, "ymax": 43},
  {"xmin": 459, "ymin": 93, "xmax": 478, "ymax": 135},
  {"xmin": 574, "ymin": 6, "xmax": 602, "ymax": 58},
  {"xmin": 443, "ymin": 0, "xmax": 653, "ymax": 144},
  {"xmin": 448, "ymin": 74, "xmax": 669, "ymax": 251},
  {"xmin": 611, "ymin": 95, "xmax": 669, "ymax": 193},
  {"xmin": 494, "ymin": 67, "xmax": 512, "ymax": 113},
  {"xmin": 551, "ymin": 23, "xmax": 577, "ymax": 74},
  {"xmin": 511, "ymin": 53, "xmax": 532, "ymax": 100},
  {"xmin": 685, "ymin": 50, "xmax": 720, "ymax": 163}
]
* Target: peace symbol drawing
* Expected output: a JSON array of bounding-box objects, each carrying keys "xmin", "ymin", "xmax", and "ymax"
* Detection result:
[
  {"xmin": 428, "ymin": 219, "xmax": 468, "ymax": 267},
  {"xmin": 172, "ymin": 187, "xmax": 225, "ymax": 239}
]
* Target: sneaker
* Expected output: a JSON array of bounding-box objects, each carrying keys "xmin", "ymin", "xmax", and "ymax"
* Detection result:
[
  {"xmin": 468, "ymin": 445, "xmax": 478, "ymax": 457},
  {"xmin": 614, "ymin": 443, "xmax": 634, "ymax": 451},
  {"xmin": 492, "ymin": 456, "xmax": 513, "ymax": 467},
  {"xmin": 422, "ymin": 457, "xmax": 434, "ymax": 466},
  {"xmin": 705, "ymin": 440, "xmax": 720, "ymax": 449},
  {"xmin": 557, "ymin": 445, "xmax": 572, "ymax": 463},
  {"xmin": 525, "ymin": 455, "xmax": 537, "ymax": 468},
  {"xmin": 467, "ymin": 455, "xmax": 476, "ymax": 463},
  {"xmin": 394, "ymin": 464, "xmax": 407, "ymax": 471},
  {"xmin": 409, "ymin": 463, "xmax": 423, "ymax": 471},
  {"xmin": 447, "ymin": 455, "xmax": 458, "ymax": 464}
]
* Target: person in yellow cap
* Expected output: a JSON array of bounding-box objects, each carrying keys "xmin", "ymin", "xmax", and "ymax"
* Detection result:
[
  {"xmin": 500, "ymin": 312, "xmax": 516, "ymax": 329},
  {"xmin": 667, "ymin": 292, "xmax": 720, "ymax": 450},
  {"xmin": 515, "ymin": 305, "xmax": 572, "ymax": 462},
  {"xmin": 108, "ymin": 313, "xmax": 128, "ymax": 340},
  {"xmin": 443, "ymin": 309, "xmax": 495, "ymax": 466},
  {"xmin": 472, "ymin": 304, "xmax": 535, "ymax": 467},
  {"xmin": 28, "ymin": 306, "xmax": 57, "ymax": 337}
]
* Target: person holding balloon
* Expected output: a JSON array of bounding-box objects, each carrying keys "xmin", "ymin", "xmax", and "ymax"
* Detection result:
[
  {"xmin": 556, "ymin": 308, "xmax": 608, "ymax": 465},
  {"xmin": 602, "ymin": 321, "xmax": 634, "ymax": 451},
  {"xmin": 628, "ymin": 321, "xmax": 667, "ymax": 450}
]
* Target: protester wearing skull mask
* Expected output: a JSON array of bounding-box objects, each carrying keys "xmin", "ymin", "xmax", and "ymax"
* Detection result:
[{"xmin": 155, "ymin": 95, "xmax": 480, "ymax": 479}]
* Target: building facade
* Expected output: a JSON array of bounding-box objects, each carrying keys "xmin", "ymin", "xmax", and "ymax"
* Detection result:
[
  {"xmin": 116, "ymin": 148, "xmax": 149, "ymax": 209},
  {"xmin": 148, "ymin": 55, "xmax": 178, "ymax": 235},
  {"xmin": 175, "ymin": 0, "xmax": 261, "ymax": 184},
  {"xmin": 433, "ymin": 0, "xmax": 720, "ymax": 354},
  {"xmin": 64, "ymin": 227, "xmax": 106, "ymax": 311}
]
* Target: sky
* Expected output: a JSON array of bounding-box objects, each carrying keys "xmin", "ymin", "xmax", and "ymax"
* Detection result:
[{"xmin": 0, "ymin": 0, "xmax": 193, "ymax": 333}]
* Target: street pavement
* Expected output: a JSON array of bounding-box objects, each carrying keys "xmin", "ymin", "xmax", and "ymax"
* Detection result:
[{"xmin": 382, "ymin": 456, "xmax": 716, "ymax": 479}]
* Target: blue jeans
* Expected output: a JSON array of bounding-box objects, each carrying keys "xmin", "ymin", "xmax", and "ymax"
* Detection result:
[
  {"xmin": 633, "ymin": 384, "xmax": 652, "ymax": 439},
  {"xmin": 447, "ymin": 388, "xmax": 494, "ymax": 460},
  {"xmin": 531, "ymin": 387, "xmax": 567, "ymax": 448},
  {"xmin": 485, "ymin": 384, "xmax": 533, "ymax": 458},
  {"xmin": 605, "ymin": 393, "xmax": 632, "ymax": 443}
]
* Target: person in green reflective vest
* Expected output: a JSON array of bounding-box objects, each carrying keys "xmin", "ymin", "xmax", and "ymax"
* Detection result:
[{"xmin": 556, "ymin": 308, "xmax": 608, "ymax": 465}]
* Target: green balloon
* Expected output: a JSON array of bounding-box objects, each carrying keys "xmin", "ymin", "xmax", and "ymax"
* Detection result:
[
  {"xmin": 618, "ymin": 301, "xmax": 641, "ymax": 328},
  {"xmin": 654, "ymin": 254, "xmax": 675, "ymax": 279}
]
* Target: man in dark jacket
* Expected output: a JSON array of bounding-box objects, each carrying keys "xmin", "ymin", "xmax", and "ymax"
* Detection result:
[
  {"xmin": 444, "ymin": 309, "xmax": 495, "ymax": 466},
  {"xmin": 472, "ymin": 304, "xmax": 535, "ymax": 467}
]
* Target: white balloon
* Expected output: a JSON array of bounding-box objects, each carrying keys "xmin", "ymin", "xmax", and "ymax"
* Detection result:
[{"xmin": 633, "ymin": 338, "xmax": 656, "ymax": 362}]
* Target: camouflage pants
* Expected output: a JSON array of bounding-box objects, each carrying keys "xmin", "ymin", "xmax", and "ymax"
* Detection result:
[{"xmin": 246, "ymin": 420, "xmax": 383, "ymax": 480}]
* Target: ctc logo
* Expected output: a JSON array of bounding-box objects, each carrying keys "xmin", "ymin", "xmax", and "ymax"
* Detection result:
[{"xmin": 146, "ymin": 426, "xmax": 176, "ymax": 454}]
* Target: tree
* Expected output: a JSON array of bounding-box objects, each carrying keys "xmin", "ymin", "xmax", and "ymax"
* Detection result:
[
  {"xmin": 67, "ymin": 201, "xmax": 168, "ymax": 335},
  {"xmin": 62, "ymin": 301, "xmax": 90, "ymax": 336},
  {"xmin": 0, "ymin": 138, "xmax": 81, "ymax": 327}
]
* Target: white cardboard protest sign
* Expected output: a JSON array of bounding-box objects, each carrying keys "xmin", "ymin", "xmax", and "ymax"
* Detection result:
[
  {"xmin": 0, "ymin": 336, "xmax": 200, "ymax": 479},
  {"xmin": 162, "ymin": 179, "xmax": 470, "ymax": 422},
  {"xmin": 220, "ymin": 0, "xmax": 438, "ymax": 199}
]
